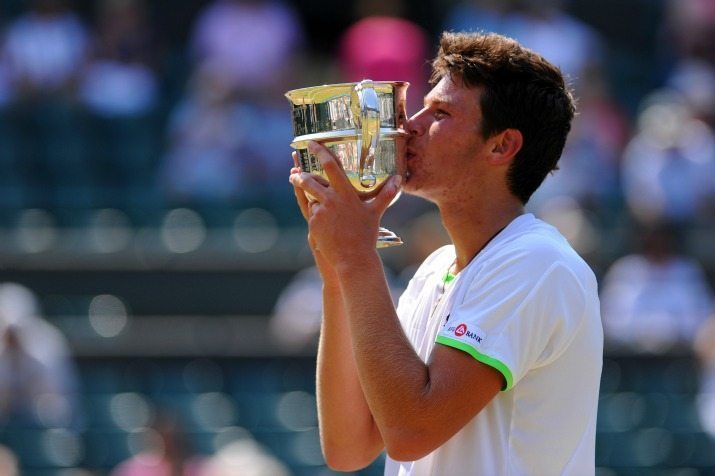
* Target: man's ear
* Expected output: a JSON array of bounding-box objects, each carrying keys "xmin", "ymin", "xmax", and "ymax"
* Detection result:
[{"xmin": 488, "ymin": 128, "xmax": 523, "ymax": 165}]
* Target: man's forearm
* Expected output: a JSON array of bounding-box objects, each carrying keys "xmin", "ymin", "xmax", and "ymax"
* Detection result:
[
  {"xmin": 316, "ymin": 281, "xmax": 384, "ymax": 470},
  {"xmin": 335, "ymin": 253, "xmax": 435, "ymax": 447}
]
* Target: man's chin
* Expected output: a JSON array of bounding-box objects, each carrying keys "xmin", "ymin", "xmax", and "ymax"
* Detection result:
[
  {"xmin": 400, "ymin": 180, "xmax": 420, "ymax": 196},
  {"xmin": 401, "ymin": 174, "xmax": 413, "ymax": 189}
]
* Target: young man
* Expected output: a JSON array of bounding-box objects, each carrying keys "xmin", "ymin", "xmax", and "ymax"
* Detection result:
[{"xmin": 289, "ymin": 32, "xmax": 603, "ymax": 475}]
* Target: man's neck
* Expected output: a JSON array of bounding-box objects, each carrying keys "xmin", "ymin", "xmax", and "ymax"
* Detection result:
[{"xmin": 440, "ymin": 199, "xmax": 524, "ymax": 273}]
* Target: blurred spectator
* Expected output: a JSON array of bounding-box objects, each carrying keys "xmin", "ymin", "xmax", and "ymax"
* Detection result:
[
  {"xmin": 270, "ymin": 265, "xmax": 403, "ymax": 351},
  {"xmin": 0, "ymin": 445, "xmax": 18, "ymax": 476},
  {"xmin": 269, "ymin": 265, "xmax": 323, "ymax": 351},
  {"xmin": 189, "ymin": 0, "xmax": 304, "ymax": 99},
  {"xmin": 666, "ymin": 59, "xmax": 715, "ymax": 128},
  {"xmin": 243, "ymin": 88, "xmax": 296, "ymax": 224},
  {"xmin": 0, "ymin": 282, "xmax": 81, "ymax": 429},
  {"xmin": 79, "ymin": 0, "xmax": 161, "ymax": 218},
  {"xmin": 694, "ymin": 312, "xmax": 715, "ymax": 438},
  {"xmin": 338, "ymin": 0, "xmax": 430, "ymax": 114},
  {"xmin": 600, "ymin": 222, "xmax": 714, "ymax": 353},
  {"xmin": 620, "ymin": 90, "xmax": 715, "ymax": 225},
  {"xmin": 162, "ymin": 0, "xmax": 303, "ymax": 222},
  {"xmin": 111, "ymin": 410, "xmax": 208, "ymax": 476},
  {"xmin": 0, "ymin": 34, "xmax": 13, "ymax": 108},
  {"xmin": 79, "ymin": 0, "xmax": 159, "ymax": 117},
  {"xmin": 203, "ymin": 436, "xmax": 289, "ymax": 476},
  {"xmin": 4, "ymin": 0, "xmax": 88, "ymax": 98},
  {"xmin": 157, "ymin": 63, "xmax": 266, "ymax": 218},
  {"xmin": 660, "ymin": 0, "xmax": 715, "ymax": 129},
  {"xmin": 4, "ymin": 0, "xmax": 92, "ymax": 219},
  {"xmin": 663, "ymin": 0, "xmax": 715, "ymax": 65},
  {"xmin": 529, "ymin": 65, "xmax": 628, "ymax": 217}
]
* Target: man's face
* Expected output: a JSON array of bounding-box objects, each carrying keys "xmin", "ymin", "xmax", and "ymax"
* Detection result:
[{"xmin": 403, "ymin": 75, "xmax": 488, "ymax": 202}]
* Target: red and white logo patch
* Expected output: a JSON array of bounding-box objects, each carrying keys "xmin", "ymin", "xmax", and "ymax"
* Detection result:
[{"xmin": 455, "ymin": 323, "xmax": 467, "ymax": 336}]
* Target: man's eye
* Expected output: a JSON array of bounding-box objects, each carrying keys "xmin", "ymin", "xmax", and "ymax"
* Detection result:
[{"xmin": 434, "ymin": 109, "xmax": 448, "ymax": 119}]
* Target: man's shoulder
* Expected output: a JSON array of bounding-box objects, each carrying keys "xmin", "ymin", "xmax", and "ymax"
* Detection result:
[
  {"xmin": 488, "ymin": 218, "xmax": 560, "ymax": 259},
  {"xmin": 483, "ymin": 216, "xmax": 596, "ymax": 288}
]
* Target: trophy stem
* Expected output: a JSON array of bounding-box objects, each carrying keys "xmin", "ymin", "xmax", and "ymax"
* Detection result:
[{"xmin": 376, "ymin": 227, "xmax": 403, "ymax": 248}]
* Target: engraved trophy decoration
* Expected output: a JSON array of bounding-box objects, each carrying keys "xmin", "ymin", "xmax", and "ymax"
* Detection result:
[{"xmin": 285, "ymin": 80, "xmax": 409, "ymax": 247}]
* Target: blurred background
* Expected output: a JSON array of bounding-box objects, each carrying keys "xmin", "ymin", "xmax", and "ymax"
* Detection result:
[{"xmin": 0, "ymin": 0, "xmax": 713, "ymax": 474}]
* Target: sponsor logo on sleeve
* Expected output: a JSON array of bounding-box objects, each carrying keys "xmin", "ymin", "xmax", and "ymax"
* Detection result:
[{"xmin": 446, "ymin": 323, "xmax": 484, "ymax": 344}]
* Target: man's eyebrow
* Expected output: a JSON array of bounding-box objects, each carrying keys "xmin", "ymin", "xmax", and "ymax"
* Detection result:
[{"xmin": 424, "ymin": 96, "xmax": 452, "ymax": 107}]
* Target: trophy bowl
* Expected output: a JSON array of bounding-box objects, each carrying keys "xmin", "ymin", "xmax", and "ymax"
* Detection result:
[{"xmin": 285, "ymin": 79, "xmax": 409, "ymax": 247}]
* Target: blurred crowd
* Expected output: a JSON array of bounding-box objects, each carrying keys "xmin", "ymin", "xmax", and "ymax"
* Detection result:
[
  {"xmin": 0, "ymin": 0, "xmax": 309, "ymax": 229},
  {"xmin": 0, "ymin": 0, "xmax": 709, "ymax": 234},
  {"xmin": 1, "ymin": 0, "xmax": 715, "ymax": 472},
  {"xmin": 0, "ymin": 281, "xmax": 302, "ymax": 475}
]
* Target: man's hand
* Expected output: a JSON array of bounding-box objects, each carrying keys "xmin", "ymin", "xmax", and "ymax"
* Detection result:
[
  {"xmin": 289, "ymin": 150, "xmax": 338, "ymax": 284},
  {"xmin": 289, "ymin": 141, "xmax": 401, "ymax": 269},
  {"xmin": 289, "ymin": 151, "xmax": 313, "ymax": 222}
]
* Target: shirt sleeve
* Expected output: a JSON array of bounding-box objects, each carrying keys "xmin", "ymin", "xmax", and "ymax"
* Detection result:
[{"xmin": 436, "ymin": 254, "xmax": 589, "ymax": 391}]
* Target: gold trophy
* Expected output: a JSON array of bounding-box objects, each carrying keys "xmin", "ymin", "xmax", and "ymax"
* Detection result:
[{"xmin": 285, "ymin": 80, "xmax": 409, "ymax": 247}]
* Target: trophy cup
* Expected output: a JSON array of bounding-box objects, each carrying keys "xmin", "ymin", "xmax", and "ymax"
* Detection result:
[{"xmin": 285, "ymin": 79, "xmax": 409, "ymax": 248}]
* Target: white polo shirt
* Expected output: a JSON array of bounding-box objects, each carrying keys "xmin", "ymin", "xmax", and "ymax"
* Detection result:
[{"xmin": 385, "ymin": 214, "xmax": 603, "ymax": 476}]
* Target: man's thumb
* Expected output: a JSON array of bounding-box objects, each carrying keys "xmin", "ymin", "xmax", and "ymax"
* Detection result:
[{"xmin": 373, "ymin": 175, "xmax": 403, "ymax": 211}]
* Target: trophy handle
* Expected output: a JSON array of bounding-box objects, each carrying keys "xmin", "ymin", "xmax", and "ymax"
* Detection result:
[{"xmin": 351, "ymin": 79, "xmax": 381, "ymax": 189}]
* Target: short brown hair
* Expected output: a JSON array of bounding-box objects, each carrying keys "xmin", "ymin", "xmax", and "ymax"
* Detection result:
[{"xmin": 431, "ymin": 32, "xmax": 575, "ymax": 204}]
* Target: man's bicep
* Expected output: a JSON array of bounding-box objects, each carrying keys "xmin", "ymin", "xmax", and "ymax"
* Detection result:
[{"xmin": 422, "ymin": 343, "xmax": 503, "ymax": 443}]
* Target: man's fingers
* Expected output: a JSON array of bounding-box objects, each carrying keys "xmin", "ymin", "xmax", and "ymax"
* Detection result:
[
  {"xmin": 292, "ymin": 182, "xmax": 310, "ymax": 220},
  {"xmin": 289, "ymin": 152, "xmax": 310, "ymax": 219},
  {"xmin": 290, "ymin": 171, "xmax": 330, "ymax": 203},
  {"xmin": 290, "ymin": 167, "xmax": 310, "ymax": 220},
  {"xmin": 307, "ymin": 141, "xmax": 354, "ymax": 196}
]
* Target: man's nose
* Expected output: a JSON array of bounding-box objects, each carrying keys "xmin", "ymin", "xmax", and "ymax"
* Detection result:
[{"xmin": 406, "ymin": 109, "xmax": 427, "ymax": 136}]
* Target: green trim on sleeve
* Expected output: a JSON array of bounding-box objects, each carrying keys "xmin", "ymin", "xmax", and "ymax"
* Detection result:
[{"xmin": 435, "ymin": 335, "xmax": 514, "ymax": 391}]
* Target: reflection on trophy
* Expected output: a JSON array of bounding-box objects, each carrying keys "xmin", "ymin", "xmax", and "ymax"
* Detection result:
[{"xmin": 285, "ymin": 79, "xmax": 409, "ymax": 248}]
